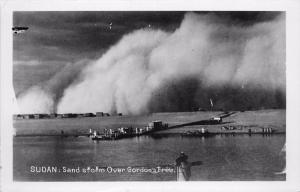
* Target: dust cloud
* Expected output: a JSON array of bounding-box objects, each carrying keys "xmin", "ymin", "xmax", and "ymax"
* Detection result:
[{"xmin": 18, "ymin": 12, "xmax": 285, "ymax": 114}]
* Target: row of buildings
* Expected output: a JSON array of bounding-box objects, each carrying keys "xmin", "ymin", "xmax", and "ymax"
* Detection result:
[{"xmin": 13, "ymin": 112, "xmax": 123, "ymax": 120}]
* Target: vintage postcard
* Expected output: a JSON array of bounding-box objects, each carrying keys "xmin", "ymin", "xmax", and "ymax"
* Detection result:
[{"xmin": 1, "ymin": 0, "xmax": 300, "ymax": 192}]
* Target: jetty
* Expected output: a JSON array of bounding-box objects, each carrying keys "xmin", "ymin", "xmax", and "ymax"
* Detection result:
[{"xmin": 90, "ymin": 120, "xmax": 168, "ymax": 140}]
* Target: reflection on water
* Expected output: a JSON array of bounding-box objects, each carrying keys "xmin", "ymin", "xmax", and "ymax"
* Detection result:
[{"xmin": 13, "ymin": 134, "xmax": 285, "ymax": 181}]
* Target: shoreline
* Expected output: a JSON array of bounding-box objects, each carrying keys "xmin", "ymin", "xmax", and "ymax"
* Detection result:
[
  {"xmin": 14, "ymin": 131, "xmax": 286, "ymax": 138},
  {"xmin": 13, "ymin": 109, "xmax": 286, "ymax": 137}
]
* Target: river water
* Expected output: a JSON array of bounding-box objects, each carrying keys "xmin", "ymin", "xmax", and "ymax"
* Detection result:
[{"xmin": 13, "ymin": 134, "xmax": 285, "ymax": 181}]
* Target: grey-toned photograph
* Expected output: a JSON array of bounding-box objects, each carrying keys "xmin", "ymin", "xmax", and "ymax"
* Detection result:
[{"xmin": 13, "ymin": 11, "xmax": 286, "ymax": 181}]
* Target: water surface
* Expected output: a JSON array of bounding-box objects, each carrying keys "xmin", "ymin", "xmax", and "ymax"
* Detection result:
[{"xmin": 14, "ymin": 134, "xmax": 285, "ymax": 181}]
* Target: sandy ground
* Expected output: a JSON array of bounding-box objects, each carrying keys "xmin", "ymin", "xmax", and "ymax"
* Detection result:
[{"xmin": 159, "ymin": 109, "xmax": 285, "ymax": 134}]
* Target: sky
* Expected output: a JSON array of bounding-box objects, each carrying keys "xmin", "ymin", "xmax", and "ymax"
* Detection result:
[
  {"xmin": 13, "ymin": 12, "xmax": 185, "ymax": 95},
  {"xmin": 13, "ymin": 11, "xmax": 285, "ymax": 114}
]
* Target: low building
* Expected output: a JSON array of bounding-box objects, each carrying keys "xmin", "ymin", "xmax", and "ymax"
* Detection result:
[
  {"xmin": 62, "ymin": 113, "xmax": 78, "ymax": 118},
  {"xmin": 62, "ymin": 114, "xmax": 71, "ymax": 118},
  {"xmin": 20, "ymin": 114, "xmax": 34, "ymax": 119},
  {"xmin": 49, "ymin": 113, "xmax": 57, "ymax": 118},
  {"xmin": 96, "ymin": 112, "xmax": 104, "ymax": 117},
  {"xmin": 149, "ymin": 120, "xmax": 163, "ymax": 130},
  {"xmin": 42, "ymin": 114, "xmax": 51, "ymax": 119},
  {"xmin": 77, "ymin": 114, "xmax": 84, "ymax": 118},
  {"xmin": 83, "ymin": 113, "xmax": 95, "ymax": 117},
  {"xmin": 33, "ymin": 114, "xmax": 41, "ymax": 119}
]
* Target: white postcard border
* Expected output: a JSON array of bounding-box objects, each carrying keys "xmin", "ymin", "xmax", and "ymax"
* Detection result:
[{"xmin": 1, "ymin": 0, "xmax": 300, "ymax": 191}]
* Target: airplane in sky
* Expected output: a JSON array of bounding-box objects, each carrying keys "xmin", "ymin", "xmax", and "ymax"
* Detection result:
[{"xmin": 12, "ymin": 26, "xmax": 29, "ymax": 34}]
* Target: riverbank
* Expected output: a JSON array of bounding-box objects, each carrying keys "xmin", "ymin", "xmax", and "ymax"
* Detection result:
[{"xmin": 13, "ymin": 109, "xmax": 285, "ymax": 136}]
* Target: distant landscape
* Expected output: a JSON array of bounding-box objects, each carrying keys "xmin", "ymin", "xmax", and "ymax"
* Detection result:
[{"xmin": 13, "ymin": 109, "xmax": 285, "ymax": 136}]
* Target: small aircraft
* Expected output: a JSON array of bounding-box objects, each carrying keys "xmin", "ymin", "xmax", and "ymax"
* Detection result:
[{"xmin": 12, "ymin": 26, "xmax": 29, "ymax": 34}]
